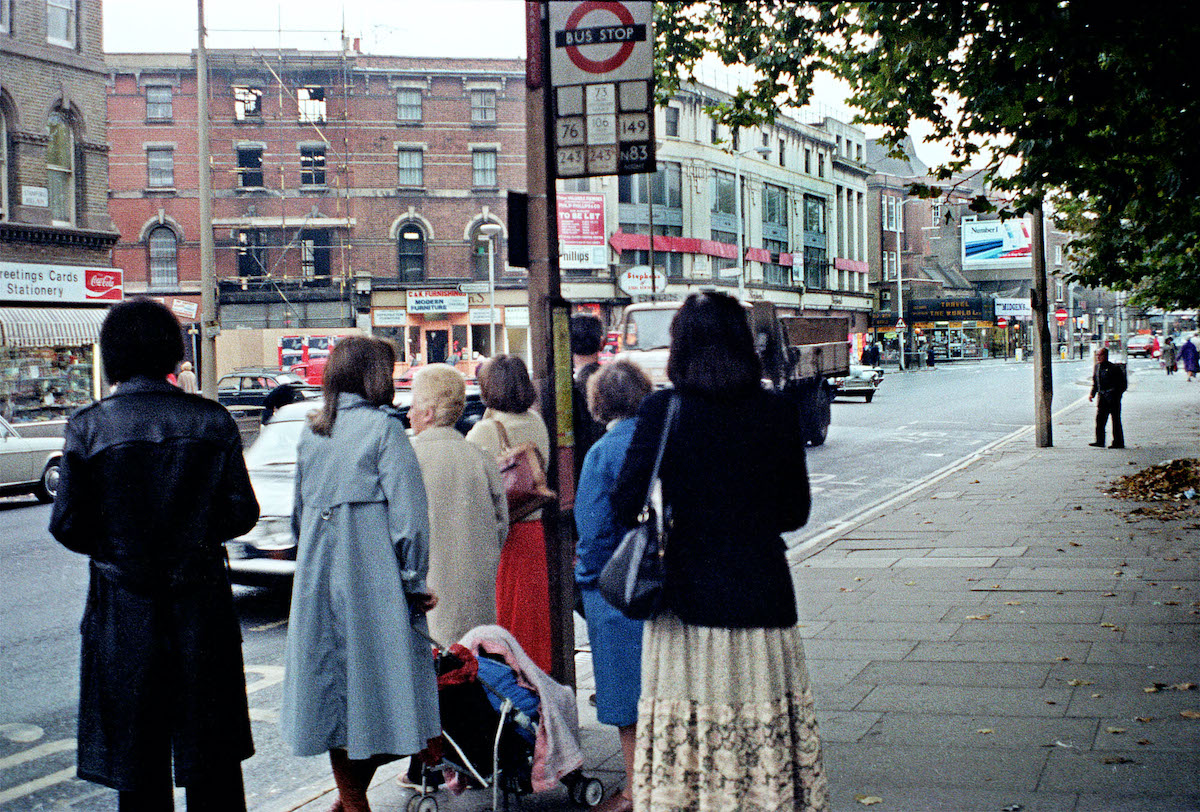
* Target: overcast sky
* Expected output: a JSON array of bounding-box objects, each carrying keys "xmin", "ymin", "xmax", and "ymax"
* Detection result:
[{"xmin": 103, "ymin": 0, "xmax": 947, "ymax": 165}]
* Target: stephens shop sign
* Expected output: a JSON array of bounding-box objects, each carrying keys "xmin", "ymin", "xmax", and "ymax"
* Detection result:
[{"xmin": 0, "ymin": 262, "xmax": 124, "ymax": 304}]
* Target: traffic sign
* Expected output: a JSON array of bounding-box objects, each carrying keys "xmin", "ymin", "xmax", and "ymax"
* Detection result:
[
  {"xmin": 896, "ymin": 317, "xmax": 906, "ymax": 329},
  {"xmin": 996, "ymin": 317, "xmax": 1008, "ymax": 328},
  {"xmin": 1055, "ymin": 307, "xmax": 1069, "ymax": 323},
  {"xmin": 549, "ymin": 2, "xmax": 655, "ymax": 179}
]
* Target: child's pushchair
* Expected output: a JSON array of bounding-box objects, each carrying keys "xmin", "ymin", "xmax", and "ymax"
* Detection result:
[{"xmin": 408, "ymin": 625, "xmax": 604, "ymax": 812}]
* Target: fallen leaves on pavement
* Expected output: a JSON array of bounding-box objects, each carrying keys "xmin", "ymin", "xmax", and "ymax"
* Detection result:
[
  {"xmin": 854, "ymin": 794, "xmax": 883, "ymax": 806},
  {"xmin": 1106, "ymin": 459, "xmax": 1200, "ymax": 519}
]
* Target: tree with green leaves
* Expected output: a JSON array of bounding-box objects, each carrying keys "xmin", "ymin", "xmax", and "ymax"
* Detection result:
[{"xmin": 654, "ymin": 1, "xmax": 1199, "ymax": 308}]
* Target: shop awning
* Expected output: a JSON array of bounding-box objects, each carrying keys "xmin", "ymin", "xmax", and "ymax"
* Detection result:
[{"xmin": 0, "ymin": 306, "xmax": 108, "ymax": 348}]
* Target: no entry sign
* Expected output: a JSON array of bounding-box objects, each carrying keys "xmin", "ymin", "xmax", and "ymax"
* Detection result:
[{"xmin": 548, "ymin": 1, "xmax": 655, "ymax": 178}]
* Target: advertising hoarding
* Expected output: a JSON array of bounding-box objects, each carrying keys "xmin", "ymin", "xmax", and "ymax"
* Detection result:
[{"xmin": 962, "ymin": 218, "xmax": 1032, "ymax": 268}]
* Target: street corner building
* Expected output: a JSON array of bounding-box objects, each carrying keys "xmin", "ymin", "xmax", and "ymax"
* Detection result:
[{"xmin": 0, "ymin": 0, "xmax": 121, "ymax": 428}]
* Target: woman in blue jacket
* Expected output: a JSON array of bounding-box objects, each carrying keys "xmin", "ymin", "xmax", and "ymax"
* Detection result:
[{"xmin": 574, "ymin": 360, "xmax": 653, "ymax": 812}]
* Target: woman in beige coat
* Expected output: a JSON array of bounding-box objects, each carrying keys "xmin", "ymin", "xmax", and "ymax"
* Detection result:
[
  {"xmin": 409, "ymin": 364, "xmax": 509, "ymax": 647},
  {"xmin": 465, "ymin": 355, "xmax": 554, "ymax": 673}
]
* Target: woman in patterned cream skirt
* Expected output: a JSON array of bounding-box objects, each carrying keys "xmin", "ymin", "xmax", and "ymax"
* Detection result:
[{"xmin": 613, "ymin": 292, "xmax": 828, "ymax": 812}]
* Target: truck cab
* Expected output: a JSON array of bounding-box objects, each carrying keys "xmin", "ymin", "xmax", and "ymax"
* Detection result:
[{"xmin": 616, "ymin": 299, "xmax": 848, "ymax": 446}]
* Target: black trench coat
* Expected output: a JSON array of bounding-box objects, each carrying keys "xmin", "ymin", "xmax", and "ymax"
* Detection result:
[{"xmin": 49, "ymin": 377, "xmax": 259, "ymax": 790}]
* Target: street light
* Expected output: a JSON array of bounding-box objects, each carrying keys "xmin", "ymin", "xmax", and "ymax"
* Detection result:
[
  {"xmin": 478, "ymin": 222, "xmax": 503, "ymax": 355},
  {"xmin": 734, "ymin": 145, "xmax": 773, "ymax": 301},
  {"xmin": 895, "ymin": 196, "xmax": 924, "ymax": 370}
]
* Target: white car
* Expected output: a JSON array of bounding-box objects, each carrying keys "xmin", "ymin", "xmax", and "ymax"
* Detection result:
[
  {"xmin": 0, "ymin": 416, "xmax": 63, "ymax": 502},
  {"xmin": 225, "ymin": 389, "xmax": 485, "ymax": 586},
  {"xmin": 832, "ymin": 364, "xmax": 884, "ymax": 403}
]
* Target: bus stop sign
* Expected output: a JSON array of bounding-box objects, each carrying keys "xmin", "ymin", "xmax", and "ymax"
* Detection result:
[{"xmin": 548, "ymin": 1, "xmax": 655, "ymax": 178}]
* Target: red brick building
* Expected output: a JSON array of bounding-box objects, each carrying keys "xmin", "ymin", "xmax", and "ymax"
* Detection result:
[{"xmin": 107, "ymin": 48, "xmax": 527, "ymax": 369}]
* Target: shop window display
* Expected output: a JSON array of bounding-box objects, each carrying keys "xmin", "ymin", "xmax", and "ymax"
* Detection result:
[{"xmin": 1, "ymin": 345, "xmax": 96, "ymax": 423}]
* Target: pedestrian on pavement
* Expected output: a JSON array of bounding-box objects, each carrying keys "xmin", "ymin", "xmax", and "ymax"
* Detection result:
[
  {"xmin": 50, "ymin": 297, "xmax": 260, "ymax": 811},
  {"xmin": 1162, "ymin": 336, "xmax": 1177, "ymax": 375},
  {"xmin": 466, "ymin": 354, "xmax": 554, "ymax": 673},
  {"xmin": 613, "ymin": 291, "xmax": 828, "ymax": 812},
  {"xmin": 281, "ymin": 336, "xmax": 440, "ymax": 812},
  {"xmin": 408, "ymin": 363, "xmax": 508, "ymax": 646},
  {"xmin": 571, "ymin": 313, "xmax": 607, "ymax": 485},
  {"xmin": 1089, "ymin": 347, "xmax": 1127, "ymax": 449},
  {"xmin": 1178, "ymin": 335, "xmax": 1199, "ymax": 381},
  {"xmin": 175, "ymin": 360, "xmax": 198, "ymax": 393},
  {"xmin": 574, "ymin": 360, "xmax": 654, "ymax": 812}
]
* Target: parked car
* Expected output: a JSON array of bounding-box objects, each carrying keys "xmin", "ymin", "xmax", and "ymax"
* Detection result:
[
  {"xmin": 832, "ymin": 364, "xmax": 884, "ymax": 402},
  {"xmin": 225, "ymin": 388, "xmax": 485, "ymax": 585},
  {"xmin": 216, "ymin": 368, "xmax": 320, "ymax": 410},
  {"xmin": 1126, "ymin": 334, "xmax": 1157, "ymax": 358},
  {"xmin": 0, "ymin": 415, "xmax": 63, "ymax": 502}
]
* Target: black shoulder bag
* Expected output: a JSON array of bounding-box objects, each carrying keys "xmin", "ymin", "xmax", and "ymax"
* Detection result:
[{"xmin": 598, "ymin": 394, "xmax": 679, "ymax": 620}]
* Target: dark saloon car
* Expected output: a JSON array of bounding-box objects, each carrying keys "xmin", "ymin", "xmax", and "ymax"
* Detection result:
[{"xmin": 216, "ymin": 368, "xmax": 319, "ymax": 411}]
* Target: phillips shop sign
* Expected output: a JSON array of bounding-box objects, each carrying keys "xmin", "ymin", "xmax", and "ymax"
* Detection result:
[{"xmin": 0, "ymin": 261, "xmax": 123, "ymax": 304}]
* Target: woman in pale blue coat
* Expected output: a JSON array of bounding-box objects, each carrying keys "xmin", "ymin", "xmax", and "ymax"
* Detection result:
[
  {"xmin": 574, "ymin": 360, "xmax": 653, "ymax": 812},
  {"xmin": 282, "ymin": 337, "xmax": 440, "ymax": 812}
]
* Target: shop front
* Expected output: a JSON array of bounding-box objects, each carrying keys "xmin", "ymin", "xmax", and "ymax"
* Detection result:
[
  {"xmin": 908, "ymin": 297, "xmax": 991, "ymax": 361},
  {"xmin": 370, "ymin": 288, "xmax": 530, "ymax": 376},
  {"xmin": 0, "ymin": 262, "xmax": 125, "ymax": 425}
]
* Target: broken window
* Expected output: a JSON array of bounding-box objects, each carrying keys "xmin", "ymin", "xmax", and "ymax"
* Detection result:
[
  {"xmin": 234, "ymin": 87, "xmax": 263, "ymax": 120},
  {"xmin": 300, "ymin": 145, "xmax": 326, "ymax": 186},
  {"xmin": 298, "ymin": 87, "xmax": 326, "ymax": 123},
  {"xmin": 237, "ymin": 146, "xmax": 263, "ymax": 188},
  {"xmin": 300, "ymin": 230, "xmax": 331, "ymax": 279},
  {"xmin": 236, "ymin": 231, "xmax": 269, "ymax": 277}
]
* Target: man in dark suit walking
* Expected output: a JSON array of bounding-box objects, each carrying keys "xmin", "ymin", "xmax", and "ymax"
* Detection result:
[{"xmin": 1089, "ymin": 347, "xmax": 1127, "ymax": 448}]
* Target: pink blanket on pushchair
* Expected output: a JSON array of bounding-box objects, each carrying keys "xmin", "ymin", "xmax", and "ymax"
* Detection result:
[{"xmin": 457, "ymin": 625, "xmax": 584, "ymax": 793}]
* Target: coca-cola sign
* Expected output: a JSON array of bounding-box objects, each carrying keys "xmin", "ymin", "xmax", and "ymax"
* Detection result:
[
  {"xmin": 85, "ymin": 269, "xmax": 123, "ymax": 300},
  {"xmin": 0, "ymin": 261, "xmax": 124, "ymax": 304}
]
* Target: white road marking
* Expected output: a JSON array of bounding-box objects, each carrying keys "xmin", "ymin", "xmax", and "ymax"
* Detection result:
[
  {"xmin": 245, "ymin": 664, "xmax": 285, "ymax": 694},
  {"xmin": 0, "ymin": 723, "xmax": 43, "ymax": 743},
  {"xmin": 0, "ymin": 765, "xmax": 78, "ymax": 804},
  {"xmin": 0, "ymin": 738, "xmax": 76, "ymax": 771}
]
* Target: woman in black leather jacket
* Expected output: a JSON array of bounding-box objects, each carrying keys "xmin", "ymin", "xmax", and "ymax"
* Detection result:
[
  {"xmin": 613, "ymin": 291, "xmax": 828, "ymax": 812},
  {"xmin": 50, "ymin": 298, "xmax": 259, "ymax": 811}
]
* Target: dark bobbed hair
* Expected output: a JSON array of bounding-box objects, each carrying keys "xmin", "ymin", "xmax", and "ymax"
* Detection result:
[
  {"xmin": 100, "ymin": 297, "xmax": 185, "ymax": 383},
  {"xmin": 478, "ymin": 354, "xmax": 537, "ymax": 414},
  {"xmin": 587, "ymin": 359, "xmax": 652, "ymax": 424},
  {"xmin": 310, "ymin": 336, "xmax": 396, "ymax": 436},
  {"xmin": 569, "ymin": 314, "xmax": 604, "ymax": 356},
  {"xmin": 666, "ymin": 291, "xmax": 762, "ymax": 395}
]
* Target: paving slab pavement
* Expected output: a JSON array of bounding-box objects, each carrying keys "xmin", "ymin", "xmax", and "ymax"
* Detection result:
[{"xmin": 280, "ymin": 365, "xmax": 1198, "ymax": 812}]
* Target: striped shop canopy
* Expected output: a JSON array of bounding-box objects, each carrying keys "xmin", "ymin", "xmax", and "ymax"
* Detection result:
[{"xmin": 0, "ymin": 307, "xmax": 109, "ymax": 348}]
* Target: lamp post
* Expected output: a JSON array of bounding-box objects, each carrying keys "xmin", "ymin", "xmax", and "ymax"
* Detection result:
[
  {"xmin": 734, "ymin": 145, "xmax": 773, "ymax": 301},
  {"xmin": 895, "ymin": 197, "xmax": 924, "ymax": 370},
  {"xmin": 478, "ymin": 222, "xmax": 503, "ymax": 354}
]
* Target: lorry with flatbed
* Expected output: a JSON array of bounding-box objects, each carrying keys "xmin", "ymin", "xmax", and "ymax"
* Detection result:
[{"xmin": 616, "ymin": 300, "xmax": 850, "ymax": 446}]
